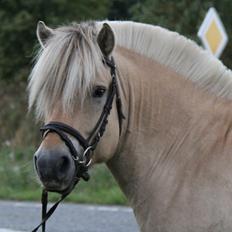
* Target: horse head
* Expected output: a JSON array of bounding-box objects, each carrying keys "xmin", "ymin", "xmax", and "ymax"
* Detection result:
[{"xmin": 30, "ymin": 21, "xmax": 122, "ymax": 194}]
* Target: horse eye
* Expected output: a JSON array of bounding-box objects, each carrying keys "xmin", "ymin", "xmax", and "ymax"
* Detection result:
[{"xmin": 92, "ymin": 86, "xmax": 106, "ymax": 98}]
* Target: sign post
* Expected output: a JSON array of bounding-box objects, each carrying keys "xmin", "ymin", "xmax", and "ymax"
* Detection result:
[{"xmin": 198, "ymin": 7, "xmax": 228, "ymax": 58}]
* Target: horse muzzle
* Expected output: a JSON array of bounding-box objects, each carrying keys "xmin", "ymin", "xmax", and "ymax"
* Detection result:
[{"xmin": 34, "ymin": 146, "xmax": 76, "ymax": 193}]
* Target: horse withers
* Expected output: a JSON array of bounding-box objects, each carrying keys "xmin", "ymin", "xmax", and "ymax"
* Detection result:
[{"xmin": 29, "ymin": 20, "xmax": 232, "ymax": 232}]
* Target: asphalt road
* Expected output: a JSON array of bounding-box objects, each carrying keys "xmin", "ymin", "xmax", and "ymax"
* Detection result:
[{"xmin": 0, "ymin": 201, "xmax": 139, "ymax": 232}]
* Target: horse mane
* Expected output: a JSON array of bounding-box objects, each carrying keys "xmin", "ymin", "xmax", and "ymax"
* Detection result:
[
  {"xmin": 99, "ymin": 21, "xmax": 232, "ymax": 99},
  {"xmin": 28, "ymin": 22, "xmax": 104, "ymax": 119},
  {"xmin": 29, "ymin": 20, "xmax": 232, "ymax": 119}
]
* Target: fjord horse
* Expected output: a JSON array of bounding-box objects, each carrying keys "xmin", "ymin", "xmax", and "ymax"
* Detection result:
[{"xmin": 29, "ymin": 21, "xmax": 232, "ymax": 232}]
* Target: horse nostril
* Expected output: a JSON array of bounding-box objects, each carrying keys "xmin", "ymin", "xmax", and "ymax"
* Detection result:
[{"xmin": 59, "ymin": 156, "xmax": 70, "ymax": 173}]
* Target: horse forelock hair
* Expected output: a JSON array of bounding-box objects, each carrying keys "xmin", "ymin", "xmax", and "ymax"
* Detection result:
[
  {"xmin": 97, "ymin": 21, "xmax": 232, "ymax": 99},
  {"xmin": 29, "ymin": 22, "xmax": 104, "ymax": 119}
]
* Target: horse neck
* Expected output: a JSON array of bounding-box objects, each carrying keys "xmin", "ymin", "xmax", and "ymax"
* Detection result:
[{"xmin": 107, "ymin": 47, "xmax": 232, "ymax": 210}]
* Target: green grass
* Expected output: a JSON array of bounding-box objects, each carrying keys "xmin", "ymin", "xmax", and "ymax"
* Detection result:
[{"xmin": 0, "ymin": 146, "xmax": 127, "ymax": 205}]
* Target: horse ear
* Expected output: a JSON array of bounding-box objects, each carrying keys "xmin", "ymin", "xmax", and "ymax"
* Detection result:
[
  {"xmin": 97, "ymin": 23, "xmax": 115, "ymax": 57},
  {"xmin": 37, "ymin": 21, "xmax": 54, "ymax": 48}
]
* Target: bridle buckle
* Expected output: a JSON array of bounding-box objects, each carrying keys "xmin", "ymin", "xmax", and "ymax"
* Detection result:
[{"xmin": 73, "ymin": 146, "xmax": 93, "ymax": 167}]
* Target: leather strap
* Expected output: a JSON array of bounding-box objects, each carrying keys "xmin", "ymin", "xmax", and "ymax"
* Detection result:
[{"xmin": 32, "ymin": 190, "xmax": 68, "ymax": 232}]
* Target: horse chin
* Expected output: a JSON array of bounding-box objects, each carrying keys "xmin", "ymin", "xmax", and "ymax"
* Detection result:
[{"xmin": 41, "ymin": 174, "xmax": 77, "ymax": 195}]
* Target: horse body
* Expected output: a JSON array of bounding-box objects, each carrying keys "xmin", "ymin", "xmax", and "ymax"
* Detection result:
[
  {"xmin": 29, "ymin": 21, "xmax": 232, "ymax": 231},
  {"xmin": 109, "ymin": 46, "xmax": 232, "ymax": 231}
]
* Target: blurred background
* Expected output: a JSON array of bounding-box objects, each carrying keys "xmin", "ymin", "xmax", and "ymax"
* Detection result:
[{"xmin": 0, "ymin": 0, "xmax": 231, "ymax": 204}]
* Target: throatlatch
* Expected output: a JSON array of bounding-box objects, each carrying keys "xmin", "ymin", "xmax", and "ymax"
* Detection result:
[{"xmin": 31, "ymin": 56, "xmax": 125, "ymax": 232}]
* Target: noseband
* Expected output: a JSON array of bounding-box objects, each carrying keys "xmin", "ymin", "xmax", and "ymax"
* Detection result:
[{"xmin": 32, "ymin": 56, "xmax": 125, "ymax": 232}]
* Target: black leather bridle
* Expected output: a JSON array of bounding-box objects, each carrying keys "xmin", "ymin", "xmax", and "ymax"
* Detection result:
[{"xmin": 32, "ymin": 56, "xmax": 125, "ymax": 232}]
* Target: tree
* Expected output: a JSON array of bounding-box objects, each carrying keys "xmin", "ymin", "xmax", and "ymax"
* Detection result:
[{"xmin": 108, "ymin": 0, "xmax": 139, "ymax": 20}]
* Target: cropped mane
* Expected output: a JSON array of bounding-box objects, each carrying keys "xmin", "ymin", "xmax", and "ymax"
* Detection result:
[{"xmin": 98, "ymin": 21, "xmax": 232, "ymax": 99}]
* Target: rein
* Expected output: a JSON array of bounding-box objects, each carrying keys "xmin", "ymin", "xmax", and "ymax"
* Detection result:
[{"xmin": 31, "ymin": 56, "xmax": 125, "ymax": 232}]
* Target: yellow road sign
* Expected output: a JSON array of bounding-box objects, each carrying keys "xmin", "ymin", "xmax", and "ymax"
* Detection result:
[{"xmin": 198, "ymin": 7, "xmax": 228, "ymax": 58}]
